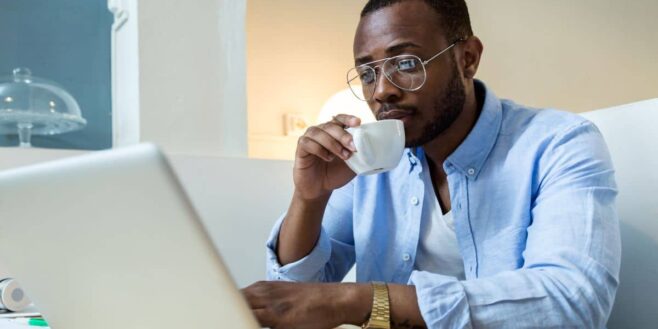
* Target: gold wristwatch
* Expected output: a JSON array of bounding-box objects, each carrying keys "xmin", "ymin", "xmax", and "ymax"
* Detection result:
[{"xmin": 362, "ymin": 281, "xmax": 390, "ymax": 329}]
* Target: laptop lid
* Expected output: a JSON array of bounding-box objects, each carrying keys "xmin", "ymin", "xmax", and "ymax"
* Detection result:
[{"xmin": 0, "ymin": 144, "xmax": 259, "ymax": 329}]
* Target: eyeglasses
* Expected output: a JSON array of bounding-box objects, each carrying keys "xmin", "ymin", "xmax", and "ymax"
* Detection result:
[{"xmin": 347, "ymin": 41, "xmax": 461, "ymax": 101}]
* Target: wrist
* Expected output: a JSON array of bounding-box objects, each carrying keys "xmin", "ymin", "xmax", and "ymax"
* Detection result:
[
  {"xmin": 292, "ymin": 188, "xmax": 331, "ymax": 205},
  {"xmin": 277, "ymin": 191, "xmax": 331, "ymax": 265},
  {"xmin": 337, "ymin": 283, "xmax": 373, "ymax": 326}
]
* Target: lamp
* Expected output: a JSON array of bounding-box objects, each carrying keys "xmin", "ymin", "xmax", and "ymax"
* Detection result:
[{"xmin": 317, "ymin": 87, "xmax": 376, "ymax": 125}]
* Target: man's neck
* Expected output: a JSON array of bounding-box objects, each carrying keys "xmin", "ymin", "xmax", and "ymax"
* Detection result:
[{"xmin": 422, "ymin": 80, "xmax": 484, "ymax": 166}]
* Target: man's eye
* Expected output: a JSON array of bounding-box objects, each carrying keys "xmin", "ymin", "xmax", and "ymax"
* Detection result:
[
  {"xmin": 360, "ymin": 70, "xmax": 375, "ymax": 84},
  {"xmin": 397, "ymin": 59, "xmax": 418, "ymax": 72}
]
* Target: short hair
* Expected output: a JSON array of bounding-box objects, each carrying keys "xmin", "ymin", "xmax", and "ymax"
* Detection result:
[{"xmin": 360, "ymin": 0, "xmax": 473, "ymax": 42}]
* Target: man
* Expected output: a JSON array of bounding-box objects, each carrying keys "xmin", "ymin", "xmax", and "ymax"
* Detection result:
[{"xmin": 243, "ymin": 0, "xmax": 621, "ymax": 328}]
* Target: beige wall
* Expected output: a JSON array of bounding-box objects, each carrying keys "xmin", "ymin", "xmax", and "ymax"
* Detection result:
[
  {"xmin": 247, "ymin": 0, "xmax": 367, "ymax": 159},
  {"xmin": 247, "ymin": 0, "xmax": 658, "ymax": 160},
  {"xmin": 470, "ymin": 0, "xmax": 658, "ymax": 111}
]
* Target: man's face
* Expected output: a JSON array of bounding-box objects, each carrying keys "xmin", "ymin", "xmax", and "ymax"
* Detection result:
[{"xmin": 353, "ymin": 1, "xmax": 466, "ymax": 147}]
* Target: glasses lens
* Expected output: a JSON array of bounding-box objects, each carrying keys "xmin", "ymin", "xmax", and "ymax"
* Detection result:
[
  {"xmin": 384, "ymin": 55, "xmax": 426, "ymax": 91},
  {"xmin": 347, "ymin": 66, "xmax": 375, "ymax": 101}
]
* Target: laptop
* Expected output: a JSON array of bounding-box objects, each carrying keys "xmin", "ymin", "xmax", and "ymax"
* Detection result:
[{"xmin": 0, "ymin": 144, "xmax": 260, "ymax": 329}]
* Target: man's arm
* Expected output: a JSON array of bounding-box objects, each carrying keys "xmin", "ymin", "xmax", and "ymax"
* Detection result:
[
  {"xmin": 243, "ymin": 281, "xmax": 427, "ymax": 329},
  {"xmin": 276, "ymin": 192, "xmax": 330, "ymax": 265},
  {"xmin": 275, "ymin": 114, "xmax": 360, "ymax": 266},
  {"xmin": 408, "ymin": 121, "xmax": 620, "ymax": 328}
]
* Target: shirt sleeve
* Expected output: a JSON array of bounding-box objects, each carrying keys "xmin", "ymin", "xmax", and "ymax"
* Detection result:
[
  {"xmin": 409, "ymin": 121, "xmax": 621, "ymax": 328},
  {"xmin": 266, "ymin": 180, "xmax": 357, "ymax": 282}
]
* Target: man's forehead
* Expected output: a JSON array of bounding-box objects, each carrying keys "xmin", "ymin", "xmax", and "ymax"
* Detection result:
[{"xmin": 353, "ymin": 1, "xmax": 444, "ymax": 60}]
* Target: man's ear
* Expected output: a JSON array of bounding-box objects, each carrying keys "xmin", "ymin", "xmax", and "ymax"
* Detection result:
[{"xmin": 460, "ymin": 36, "xmax": 483, "ymax": 79}]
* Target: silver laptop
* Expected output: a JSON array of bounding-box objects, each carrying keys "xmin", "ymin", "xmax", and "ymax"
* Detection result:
[{"xmin": 0, "ymin": 144, "xmax": 260, "ymax": 329}]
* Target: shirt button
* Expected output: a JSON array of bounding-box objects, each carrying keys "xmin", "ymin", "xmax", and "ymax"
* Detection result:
[
  {"xmin": 457, "ymin": 203, "xmax": 462, "ymax": 210},
  {"xmin": 402, "ymin": 253, "xmax": 411, "ymax": 261},
  {"xmin": 410, "ymin": 196, "xmax": 419, "ymax": 205},
  {"xmin": 467, "ymin": 168, "xmax": 476, "ymax": 176}
]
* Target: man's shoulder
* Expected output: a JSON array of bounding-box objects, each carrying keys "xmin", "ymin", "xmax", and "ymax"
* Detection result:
[{"xmin": 499, "ymin": 99, "xmax": 591, "ymax": 138}]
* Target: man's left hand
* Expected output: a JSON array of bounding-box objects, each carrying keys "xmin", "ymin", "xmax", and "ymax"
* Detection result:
[{"xmin": 241, "ymin": 281, "xmax": 369, "ymax": 329}]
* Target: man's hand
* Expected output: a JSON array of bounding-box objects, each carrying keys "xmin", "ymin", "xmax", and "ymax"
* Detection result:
[
  {"xmin": 294, "ymin": 114, "xmax": 361, "ymax": 201},
  {"xmin": 242, "ymin": 281, "xmax": 371, "ymax": 329},
  {"xmin": 276, "ymin": 115, "xmax": 361, "ymax": 266}
]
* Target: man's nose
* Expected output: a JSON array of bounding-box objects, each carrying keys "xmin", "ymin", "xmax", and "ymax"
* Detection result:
[{"xmin": 372, "ymin": 70, "xmax": 402, "ymax": 103}]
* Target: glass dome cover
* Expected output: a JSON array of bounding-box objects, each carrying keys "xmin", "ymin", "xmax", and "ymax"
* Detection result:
[{"xmin": 0, "ymin": 67, "xmax": 87, "ymax": 147}]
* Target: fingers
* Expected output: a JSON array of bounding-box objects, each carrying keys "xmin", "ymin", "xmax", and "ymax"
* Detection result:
[
  {"xmin": 252, "ymin": 308, "xmax": 278, "ymax": 328},
  {"xmin": 297, "ymin": 136, "xmax": 336, "ymax": 162},
  {"xmin": 297, "ymin": 115, "xmax": 361, "ymax": 161},
  {"xmin": 242, "ymin": 281, "xmax": 271, "ymax": 309},
  {"xmin": 331, "ymin": 114, "xmax": 361, "ymax": 128},
  {"xmin": 242, "ymin": 286, "xmax": 276, "ymax": 327},
  {"xmin": 242, "ymin": 281, "xmax": 282, "ymax": 328},
  {"xmin": 299, "ymin": 128, "xmax": 352, "ymax": 161}
]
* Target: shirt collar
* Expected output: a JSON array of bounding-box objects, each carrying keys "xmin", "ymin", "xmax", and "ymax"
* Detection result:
[
  {"xmin": 444, "ymin": 80, "xmax": 502, "ymax": 178},
  {"xmin": 404, "ymin": 80, "xmax": 502, "ymax": 178}
]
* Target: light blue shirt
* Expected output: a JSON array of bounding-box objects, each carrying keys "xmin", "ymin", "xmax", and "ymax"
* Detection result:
[{"xmin": 266, "ymin": 81, "xmax": 621, "ymax": 328}]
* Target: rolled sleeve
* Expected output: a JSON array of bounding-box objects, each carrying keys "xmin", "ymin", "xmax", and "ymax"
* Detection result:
[
  {"xmin": 265, "ymin": 181, "xmax": 356, "ymax": 282},
  {"xmin": 265, "ymin": 214, "xmax": 333, "ymax": 282},
  {"xmin": 409, "ymin": 271, "xmax": 471, "ymax": 328}
]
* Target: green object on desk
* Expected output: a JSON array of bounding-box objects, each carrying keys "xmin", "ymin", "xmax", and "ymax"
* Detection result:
[{"xmin": 28, "ymin": 318, "xmax": 48, "ymax": 327}]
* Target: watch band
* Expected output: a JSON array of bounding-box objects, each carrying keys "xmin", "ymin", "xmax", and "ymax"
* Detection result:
[{"xmin": 362, "ymin": 281, "xmax": 390, "ymax": 329}]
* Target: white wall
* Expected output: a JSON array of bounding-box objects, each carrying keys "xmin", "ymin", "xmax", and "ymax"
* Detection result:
[
  {"xmin": 112, "ymin": 0, "xmax": 248, "ymax": 157},
  {"xmin": 109, "ymin": 0, "xmax": 140, "ymax": 146},
  {"xmin": 247, "ymin": 0, "xmax": 658, "ymax": 160}
]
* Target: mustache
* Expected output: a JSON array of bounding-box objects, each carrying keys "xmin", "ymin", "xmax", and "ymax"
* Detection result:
[{"xmin": 376, "ymin": 103, "xmax": 417, "ymax": 120}]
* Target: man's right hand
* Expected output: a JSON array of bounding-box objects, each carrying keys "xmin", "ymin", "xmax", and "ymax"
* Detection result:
[
  {"xmin": 276, "ymin": 114, "xmax": 362, "ymax": 265},
  {"xmin": 293, "ymin": 114, "xmax": 361, "ymax": 201}
]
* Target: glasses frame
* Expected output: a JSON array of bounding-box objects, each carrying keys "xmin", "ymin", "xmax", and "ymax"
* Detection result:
[{"xmin": 347, "ymin": 39, "xmax": 464, "ymax": 101}]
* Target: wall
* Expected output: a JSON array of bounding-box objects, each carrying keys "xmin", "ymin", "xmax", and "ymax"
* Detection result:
[
  {"xmin": 112, "ymin": 0, "xmax": 248, "ymax": 157},
  {"xmin": 247, "ymin": 0, "xmax": 367, "ymax": 159},
  {"xmin": 469, "ymin": 0, "xmax": 658, "ymax": 111},
  {"xmin": 2, "ymin": 0, "xmax": 249, "ymax": 155},
  {"xmin": 0, "ymin": 0, "xmax": 112, "ymax": 150},
  {"xmin": 247, "ymin": 0, "xmax": 658, "ymax": 160}
]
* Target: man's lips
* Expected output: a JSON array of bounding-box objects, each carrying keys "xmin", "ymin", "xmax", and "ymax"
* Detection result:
[{"xmin": 377, "ymin": 109, "xmax": 414, "ymax": 120}]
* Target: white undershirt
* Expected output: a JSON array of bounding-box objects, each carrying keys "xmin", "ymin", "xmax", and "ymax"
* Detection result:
[{"xmin": 414, "ymin": 164, "xmax": 466, "ymax": 280}]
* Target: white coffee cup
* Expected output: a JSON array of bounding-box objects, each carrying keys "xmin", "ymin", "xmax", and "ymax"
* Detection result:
[{"xmin": 345, "ymin": 119, "xmax": 405, "ymax": 175}]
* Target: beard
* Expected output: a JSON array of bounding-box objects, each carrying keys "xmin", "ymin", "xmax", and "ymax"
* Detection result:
[{"xmin": 405, "ymin": 59, "xmax": 466, "ymax": 148}]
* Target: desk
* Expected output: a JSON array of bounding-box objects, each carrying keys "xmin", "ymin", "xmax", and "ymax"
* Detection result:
[{"xmin": 0, "ymin": 318, "xmax": 361, "ymax": 329}]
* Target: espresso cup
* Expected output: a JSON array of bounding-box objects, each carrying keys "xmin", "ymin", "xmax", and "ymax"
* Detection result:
[{"xmin": 345, "ymin": 119, "xmax": 405, "ymax": 175}]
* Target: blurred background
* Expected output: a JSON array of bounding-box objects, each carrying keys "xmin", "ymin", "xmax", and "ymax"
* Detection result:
[{"xmin": 2, "ymin": 0, "xmax": 656, "ymax": 157}]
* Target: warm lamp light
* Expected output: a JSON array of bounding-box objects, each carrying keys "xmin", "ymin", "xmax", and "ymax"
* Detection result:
[{"xmin": 317, "ymin": 87, "xmax": 376, "ymax": 124}]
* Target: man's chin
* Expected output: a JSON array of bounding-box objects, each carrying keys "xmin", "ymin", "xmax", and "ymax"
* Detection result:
[
  {"xmin": 404, "ymin": 134, "xmax": 427, "ymax": 148},
  {"xmin": 405, "ymin": 125, "xmax": 448, "ymax": 148}
]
